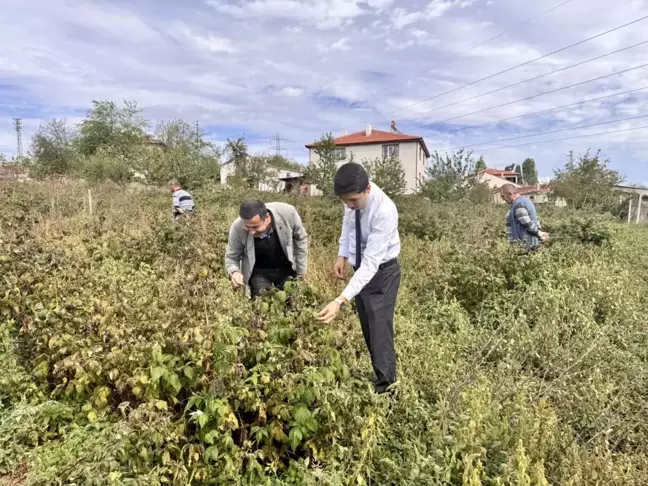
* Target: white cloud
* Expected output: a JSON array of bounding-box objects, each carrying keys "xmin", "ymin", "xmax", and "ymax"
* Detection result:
[
  {"xmin": 281, "ymin": 86, "xmax": 304, "ymax": 96},
  {"xmin": 391, "ymin": 8, "xmax": 425, "ymax": 29},
  {"xmin": 207, "ymin": 0, "xmax": 368, "ymax": 30},
  {"xmin": 367, "ymin": 0, "xmax": 395, "ymax": 8},
  {"xmin": 425, "ymin": 0, "xmax": 457, "ymax": 18},
  {"xmin": 386, "ymin": 38, "xmax": 415, "ymax": 50},
  {"xmin": 1, "ymin": 0, "xmax": 648, "ymax": 184},
  {"xmin": 331, "ymin": 37, "xmax": 351, "ymax": 51},
  {"xmin": 410, "ymin": 29, "xmax": 429, "ymax": 40}
]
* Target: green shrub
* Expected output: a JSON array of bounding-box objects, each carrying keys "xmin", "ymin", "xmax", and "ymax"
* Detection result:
[{"xmin": 1, "ymin": 180, "xmax": 648, "ymax": 484}]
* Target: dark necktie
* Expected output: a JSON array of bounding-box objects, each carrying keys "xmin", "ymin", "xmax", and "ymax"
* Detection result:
[{"xmin": 355, "ymin": 209, "xmax": 362, "ymax": 269}]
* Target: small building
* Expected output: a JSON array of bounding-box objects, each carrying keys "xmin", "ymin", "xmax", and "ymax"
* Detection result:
[
  {"xmin": 305, "ymin": 125, "xmax": 430, "ymax": 194},
  {"xmin": 478, "ymin": 169, "xmax": 565, "ymax": 206},
  {"xmin": 220, "ymin": 160, "xmax": 307, "ymax": 193},
  {"xmin": 616, "ymin": 184, "xmax": 648, "ymax": 223}
]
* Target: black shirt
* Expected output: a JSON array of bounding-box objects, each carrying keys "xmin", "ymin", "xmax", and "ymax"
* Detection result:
[{"xmin": 253, "ymin": 213, "xmax": 291, "ymax": 270}]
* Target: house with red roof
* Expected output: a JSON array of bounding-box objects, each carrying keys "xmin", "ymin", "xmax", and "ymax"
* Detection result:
[
  {"xmin": 478, "ymin": 168, "xmax": 565, "ymax": 206},
  {"xmin": 305, "ymin": 125, "xmax": 430, "ymax": 194}
]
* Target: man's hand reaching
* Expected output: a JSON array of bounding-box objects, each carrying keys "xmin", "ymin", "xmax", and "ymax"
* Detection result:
[
  {"xmin": 230, "ymin": 271, "xmax": 244, "ymax": 289},
  {"xmin": 333, "ymin": 256, "xmax": 347, "ymax": 279}
]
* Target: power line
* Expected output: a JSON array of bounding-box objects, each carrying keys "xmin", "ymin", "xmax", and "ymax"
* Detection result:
[
  {"xmin": 422, "ymin": 62, "xmax": 648, "ymax": 127},
  {"xmin": 438, "ymin": 114, "xmax": 648, "ymax": 151},
  {"xmin": 445, "ymin": 86, "xmax": 648, "ymax": 134},
  {"xmin": 413, "ymin": 0, "xmax": 577, "ymax": 80},
  {"xmin": 397, "ymin": 40, "xmax": 648, "ymax": 123},
  {"xmin": 352, "ymin": 13, "xmax": 648, "ymax": 126},
  {"xmin": 339, "ymin": 0, "xmax": 577, "ymax": 133},
  {"xmin": 461, "ymin": 124, "xmax": 648, "ymax": 153}
]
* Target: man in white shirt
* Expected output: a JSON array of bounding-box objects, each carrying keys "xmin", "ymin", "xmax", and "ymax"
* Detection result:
[{"xmin": 317, "ymin": 163, "xmax": 401, "ymax": 394}]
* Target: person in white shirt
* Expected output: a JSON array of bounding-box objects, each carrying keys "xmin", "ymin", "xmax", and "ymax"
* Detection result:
[{"xmin": 317, "ymin": 163, "xmax": 401, "ymax": 394}]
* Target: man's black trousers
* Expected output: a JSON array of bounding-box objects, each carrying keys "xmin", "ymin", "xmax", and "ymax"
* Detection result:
[
  {"xmin": 249, "ymin": 267, "xmax": 296, "ymax": 298},
  {"xmin": 354, "ymin": 261, "xmax": 401, "ymax": 394}
]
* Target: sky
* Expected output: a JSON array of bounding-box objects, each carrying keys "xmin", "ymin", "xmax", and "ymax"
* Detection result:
[{"xmin": 0, "ymin": 0, "xmax": 647, "ymax": 184}]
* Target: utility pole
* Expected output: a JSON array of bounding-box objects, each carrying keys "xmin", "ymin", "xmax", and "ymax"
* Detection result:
[{"xmin": 13, "ymin": 118, "xmax": 23, "ymax": 158}]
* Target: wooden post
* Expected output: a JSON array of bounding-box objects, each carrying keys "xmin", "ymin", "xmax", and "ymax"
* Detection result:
[
  {"xmin": 637, "ymin": 194, "xmax": 643, "ymax": 224},
  {"xmin": 628, "ymin": 198, "xmax": 633, "ymax": 224},
  {"xmin": 88, "ymin": 189, "xmax": 93, "ymax": 215}
]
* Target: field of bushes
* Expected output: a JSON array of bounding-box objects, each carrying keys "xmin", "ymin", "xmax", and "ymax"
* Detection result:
[{"xmin": 1, "ymin": 180, "xmax": 648, "ymax": 485}]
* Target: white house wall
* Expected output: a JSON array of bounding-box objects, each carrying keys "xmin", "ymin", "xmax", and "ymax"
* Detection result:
[{"xmin": 308, "ymin": 141, "xmax": 427, "ymax": 194}]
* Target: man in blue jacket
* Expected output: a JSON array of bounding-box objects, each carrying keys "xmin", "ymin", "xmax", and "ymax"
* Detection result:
[{"xmin": 500, "ymin": 184, "xmax": 549, "ymax": 251}]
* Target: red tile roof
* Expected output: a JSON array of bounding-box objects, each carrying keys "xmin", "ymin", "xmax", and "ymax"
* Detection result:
[
  {"xmin": 483, "ymin": 168, "xmax": 520, "ymax": 177},
  {"xmin": 306, "ymin": 129, "xmax": 430, "ymax": 157}
]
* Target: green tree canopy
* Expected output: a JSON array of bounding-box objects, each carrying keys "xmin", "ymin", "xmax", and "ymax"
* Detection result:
[
  {"xmin": 551, "ymin": 149, "xmax": 623, "ymax": 211},
  {"xmin": 522, "ymin": 158, "xmax": 538, "ymax": 185},
  {"xmin": 362, "ymin": 156, "xmax": 407, "ymax": 198},
  {"xmin": 306, "ymin": 133, "xmax": 346, "ymax": 196},
  {"xmin": 418, "ymin": 149, "xmax": 480, "ymax": 202}
]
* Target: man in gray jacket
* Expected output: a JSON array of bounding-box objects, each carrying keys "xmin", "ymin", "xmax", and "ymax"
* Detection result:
[{"xmin": 225, "ymin": 200, "xmax": 308, "ymax": 297}]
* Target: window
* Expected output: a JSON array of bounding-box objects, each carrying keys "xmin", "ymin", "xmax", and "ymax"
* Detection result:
[
  {"xmin": 334, "ymin": 147, "xmax": 346, "ymax": 160},
  {"xmin": 383, "ymin": 144, "xmax": 399, "ymax": 159}
]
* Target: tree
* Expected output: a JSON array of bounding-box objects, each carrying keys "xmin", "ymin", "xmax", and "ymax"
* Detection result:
[
  {"xmin": 225, "ymin": 137, "xmax": 248, "ymax": 168},
  {"xmin": 418, "ymin": 149, "xmax": 480, "ymax": 202},
  {"xmin": 75, "ymin": 100, "xmax": 148, "ymax": 157},
  {"xmin": 28, "ymin": 118, "xmax": 78, "ymax": 177},
  {"xmin": 306, "ymin": 133, "xmax": 346, "ymax": 196},
  {"xmin": 475, "ymin": 156, "xmax": 487, "ymax": 172},
  {"xmin": 139, "ymin": 119, "xmax": 221, "ymax": 188},
  {"xmin": 362, "ymin": 156, "xmax": 407, "ymax": 198},
  {"xmin": 551, "ymin": 149, "xmax": 623, "ymax": 211},
  {"xmin": 504, "ymin": 163, "xmax": 516, "ymax": 171},
  {"xmin": 522, "ymin": 158, "xmax": 538, "ymax": 185},
  {"xmin": 225, "ymin": 137, "xmax": 271, "ymax": 189}
]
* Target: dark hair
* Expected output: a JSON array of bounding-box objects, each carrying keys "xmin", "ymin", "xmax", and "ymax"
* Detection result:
[
  {"xmin": 240, "ymin": 200, "xmax": 268, "ymax": 220},
  {"xmin": 334, "ymin": 163, "xmax": 369, "ymax": 196}
]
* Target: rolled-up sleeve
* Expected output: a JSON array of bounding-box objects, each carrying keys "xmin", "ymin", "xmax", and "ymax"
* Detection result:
[{"xmin": 341, "ymin": 208, "xmax": 396, "ymax": 301}]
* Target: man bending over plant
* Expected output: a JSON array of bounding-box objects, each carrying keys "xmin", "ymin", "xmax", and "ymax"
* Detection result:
[
  {"xmin": 500, "ymin": 183, "xmax": 549, "ymax": 251},
  {"xmin": 225, "ymin": 200, "xmax": 308, "ymax": 298},
  {"xmin": 317, "ymin": 163, "xmax": 401, "ymax": 395},
  {"xmin": 168, "ymin": 179, "xmax": 195, "ymax": 220}
]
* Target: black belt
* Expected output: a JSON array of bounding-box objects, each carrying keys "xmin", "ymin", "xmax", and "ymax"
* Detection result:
[{"xmin": 354, "ymin": 258, "xmax": 398, "ymax": 272}]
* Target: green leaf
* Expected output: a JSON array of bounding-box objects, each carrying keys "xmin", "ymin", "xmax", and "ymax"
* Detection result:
[
  {"xmin": 183, "ymin": 366, "xmax": 195, "ymax": 380},
  {"xmin": 185, "ymin": 395, "xmax": 202, "ymax": 412},
  {"xmin": 203, "ymin": 430, "xmax": 219, "ymax": 445},
  {"xmin": 205, "ymin": 445, "xmax": 219, "ymax": 462},
  {"xmin": 150, "ymin": 366, "xmax": 166, "ymax": 384},
  {"xmin": 294, "ymin": 406, "xmax": 311, "ymax": 427},
  {"xmin": 197, "ymin": 412, "xmax": 209, "ymax": 429},
  {"xmin": 164, "ymin": 372, "xmax": 182, "ymax": 395},
  {"xmin": 321, "ymin": 367, "xmax": 335, "ymax": 382},
  {"xmin": 289, "ymin": 427, "xmax": 303, "ymax": 452}
]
